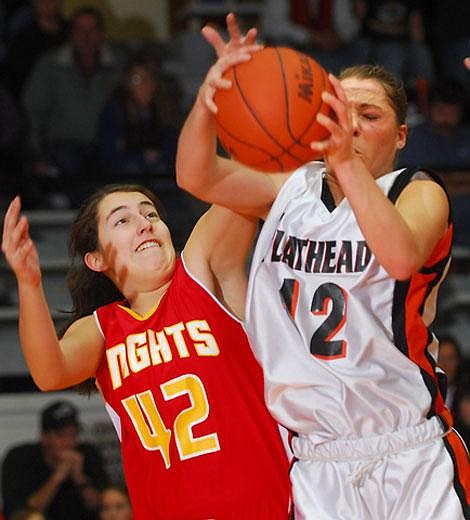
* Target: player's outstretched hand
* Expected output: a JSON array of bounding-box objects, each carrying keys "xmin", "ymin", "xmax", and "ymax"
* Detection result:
[
  {"xmin": 465, "ymin": 57, "xmax": 470, "ymax": 71},
  {"xmin": 1, "ymin": 196, "xmax": 41, "ymax": 286},
  {"xmin": 202, "ymin": 12, "xmax": 259, "ymax": 58},
  {"xmin": 198, "ymin": 50, "xmax": 253, "ymax": 113}
]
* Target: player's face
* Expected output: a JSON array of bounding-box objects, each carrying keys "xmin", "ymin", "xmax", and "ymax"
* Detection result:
[
  {"xmin": 100, "ymin": 489, "xmax": 133, "ymax": 520},
  {"xmin": 88, "ymin": 191, "xmax": 176, "ymax": 292},
  {"xmin": 340, "ymin": 77, "xmax": 407, "ymax": 178}
]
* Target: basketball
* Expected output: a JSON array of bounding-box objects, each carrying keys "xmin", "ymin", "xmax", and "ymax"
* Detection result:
[{"xmin": 214, "ymin": 46, "xmax": 334, "ymax": 172}]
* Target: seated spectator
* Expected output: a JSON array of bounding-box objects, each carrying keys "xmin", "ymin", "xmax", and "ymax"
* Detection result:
[
  {"xmin": 398, "ymin": 79, "xmax": 470, "ymax": 171},
  {"xmin": 97, "ymin": 52, "xmax": 181, "ymax": 180},
  {"xmin": 8, "ymin": 508, "xmax": 45, "ymax": 520},
  {"xmin": 260, "ymin": 0, "xmax": 369, "ymax": 75},
  {"xmin": 99, "ymin": 486, "xmax": 132, "ymax": 520},
  {"xmin": 1, "ymin": 400, "xmax": 109, "ymax": 520},
  {"xmin": 362, "ymin": 0, "xmax": 435, "ymax": 90},
  {"xmin": 22, "ymin": 5, "xmax": 122, "ymax": 208},
  {"xmin": 4, "ymin": 0, "xmax": 68, "ymax": 104}
]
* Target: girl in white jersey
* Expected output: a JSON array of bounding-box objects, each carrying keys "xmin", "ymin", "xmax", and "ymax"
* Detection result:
[{"xmin": 176, "ymin": 12, "xmax": 470, "ymax": 520}]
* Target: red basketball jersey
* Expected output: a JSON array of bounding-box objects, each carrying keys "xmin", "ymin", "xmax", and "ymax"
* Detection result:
[{"xmin": 95, "ymin": 257, "xmax": 291, "ymax": 519}]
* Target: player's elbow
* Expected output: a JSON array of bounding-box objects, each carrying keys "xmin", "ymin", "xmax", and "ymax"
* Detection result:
[
  {"xmin": 385, "ymin": 257, "xmax": 421, "ymax": 281},
  {"xmin": 176, "ymin": 164, "xmax": 212, "ymax": 200},
  {"xmin": 33, "ymin": 372, "xmax": 69, "ymax": 392}
]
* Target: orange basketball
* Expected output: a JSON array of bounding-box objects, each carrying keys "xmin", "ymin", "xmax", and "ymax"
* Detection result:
[{"xmin": 214, "ymin": 46, "xmax": 334, "ymax": 172}]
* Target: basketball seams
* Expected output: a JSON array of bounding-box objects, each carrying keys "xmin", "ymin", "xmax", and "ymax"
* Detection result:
[
  {"xmin": 231, "ymin": 53, "xmax": 304, "ymax": 163},
  {"xmin": 215, "ymin": 118, "xmax": 285, "ymax": 170},
  {"xmin": 214, "ymin": 46, "xmax": 332, "ymax": 171}
]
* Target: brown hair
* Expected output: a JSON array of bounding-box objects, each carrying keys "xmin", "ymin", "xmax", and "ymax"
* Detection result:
[{"xmin": 339, "ymin": 64, "xmax": 408, "ymax": 125}]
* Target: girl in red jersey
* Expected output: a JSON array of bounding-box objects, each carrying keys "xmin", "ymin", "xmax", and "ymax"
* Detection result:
[{"xmin": 1, "ymin": 185, "xmax": 291, "ymax": 519}]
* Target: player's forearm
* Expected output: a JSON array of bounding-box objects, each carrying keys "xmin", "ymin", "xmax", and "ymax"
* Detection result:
[
  {"xmin": 18, "ymin": 282, "xmax": 68, "ymax": 390},
  {"xmin": 335, "ymin": 160, "xmax": 422, "ymax": 279},
  {"xmin": 176, "ymin": 96, "xmax": 220, "ymax": 198}
]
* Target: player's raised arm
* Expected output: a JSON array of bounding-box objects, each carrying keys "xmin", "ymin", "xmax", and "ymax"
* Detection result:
[
  {"xmin": 176, "ymin": 13, "xmax": 287, "ymax": 219},
  {"xmin": 1, "ymin": 197, "xmax": 102, "ymax": 390}
]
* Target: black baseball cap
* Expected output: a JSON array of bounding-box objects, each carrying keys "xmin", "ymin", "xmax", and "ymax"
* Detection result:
[{"xmin": 41, "ymin": 400, "xmax": 80, "ymax": 432}]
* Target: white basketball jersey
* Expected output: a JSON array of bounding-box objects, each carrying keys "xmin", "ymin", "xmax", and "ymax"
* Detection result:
[{"xmin": 245, "ymin": 162, "xmax": 453, "ymax": 444}]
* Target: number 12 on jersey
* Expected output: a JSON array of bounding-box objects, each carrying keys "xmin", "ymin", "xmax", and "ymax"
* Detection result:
[{"xmin": 280, "ymin": 278, "xmax": 348, "ymax": 359}]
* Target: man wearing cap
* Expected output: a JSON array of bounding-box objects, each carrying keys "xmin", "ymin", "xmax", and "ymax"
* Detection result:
[{"xmin": 1, "ymin": 400, "xmax": 109, "ymax": 520}]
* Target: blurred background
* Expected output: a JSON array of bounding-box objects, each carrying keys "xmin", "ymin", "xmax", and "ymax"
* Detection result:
[{"xmin": 0, "ymin": 0, "xmax": 469, "ymax": 505}]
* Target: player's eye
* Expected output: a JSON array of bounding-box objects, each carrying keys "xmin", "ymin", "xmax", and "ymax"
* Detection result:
[
  {"xmin": 114, "ymin": 216, "xmax": 128, "ymax": 226},
  {"xmin": 145, "ymin": 211, "xmax": 159, "ymax": 221}
]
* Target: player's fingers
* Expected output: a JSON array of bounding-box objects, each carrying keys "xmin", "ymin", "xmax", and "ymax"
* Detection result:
[
  {"xmin": 203, "ymin": 86, "xmax": 218, "ymax": 113},
  {"xmin": 2, "ymin": 197, "xmax": 22, "ymax": 251},
  {"xmin": 226, "ymin": 12, "xmax": 243, "ymax": 43},
  {"xmin": 310, "ymin": 139, "xmax": 330, "ymax": 153},
  {"xmin": 316, "ymin": 112, "xmax": 338, "ymax": 134},
  {"xmin": 215, "ymin": 48, "xmax": 255, "ymax": 74},
  {"xmin": 321, "ymin": 90, "xmax": 350, "ymax": 129},
  {"xmin": 464, "ymin": 57, "xmax": 470, "ymax": 71},
  {"xmin": 328, "ymin": 74, "xmax": 348, "ymax": 104},
  {"xmin": 201, "ymin": 26, "xmax": 226, "ymax": 57},
  {"xmin": 244, "ymin": 28, "xmax": 258, "ymax": 45}
]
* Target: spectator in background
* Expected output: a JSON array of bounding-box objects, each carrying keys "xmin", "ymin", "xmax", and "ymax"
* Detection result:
[
  {"xmin": 97, "ymin": 52, "xmax": 202, "ymax": 251},
  {"xmin": 99, "ymin": 486, "xmax": 132, "ymax": 520},
  {"xmin": 428, "ymin": 2, "xmax": 470, "ymax": 94},
  {"xmin": 22, "ymin": 5, "xmax": 122, "ymax": 208},
  {"xmin": 361, "ymin": 0, "xmax": 435, "ymax": 91},
  {"xmin": 97, "ymin": 52, "xmax": 181, "ymax": 180},
  {"xmin": 260, "ymin": 0, "xmax": 369, "ymax": 74},
  {"xmin": 398, "ymin": 78, "xmax": 470, "ymax": 171},
  {"xmin": 1, "ymin": 400, "xmax": 109, "ymax": 520},
  {"xmin": 397, "ymin": 77, "xmax": 470, "ymax": 248},
  {"xmin": 437, "ymin": 335, "xmax": 468, "ymax": 414},
  {"xmin": 4, "ymin": 0, "xmax": 68, "ymax": 104}
]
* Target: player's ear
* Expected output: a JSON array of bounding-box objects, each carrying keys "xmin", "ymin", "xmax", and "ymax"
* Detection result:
[
  {"xmin": 396, "ymin": 124, "xmax": 407, "ymax": 150},
  {"xmin": 84, "ymin": 251, "xmax": 107, "ymax": 272}
]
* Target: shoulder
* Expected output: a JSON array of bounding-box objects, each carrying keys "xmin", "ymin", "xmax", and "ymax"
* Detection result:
[{"xmin": 4, "ymin": 442, "xmax": 39, "ymax": 461}]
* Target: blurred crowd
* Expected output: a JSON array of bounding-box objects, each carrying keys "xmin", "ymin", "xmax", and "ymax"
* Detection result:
[{"xmin": 0, "ymin": 0, "xmax": 468, "ymax": 219}]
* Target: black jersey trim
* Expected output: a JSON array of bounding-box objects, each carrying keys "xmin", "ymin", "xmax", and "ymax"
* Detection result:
[
  {"xmin": 321, "ymin": 176, "xmax": 336, "ymax": 212},
  {"xmin": 442, "ymin": 434, "xmax": 470, "ymax": 519},
  {"xmin": 387, "ymin": 167, "xmax": 452, "ymax": 223}
]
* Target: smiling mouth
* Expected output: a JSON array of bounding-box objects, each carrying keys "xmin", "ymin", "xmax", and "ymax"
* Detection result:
[{"xmin": 136, "ymin": 240, "xmax": 160, "ymax": 252}]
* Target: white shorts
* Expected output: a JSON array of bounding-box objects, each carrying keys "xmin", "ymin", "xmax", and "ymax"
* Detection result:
[{"xmin": 290, "ymin": 417, "xmax": 469, "ymax": 519}]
